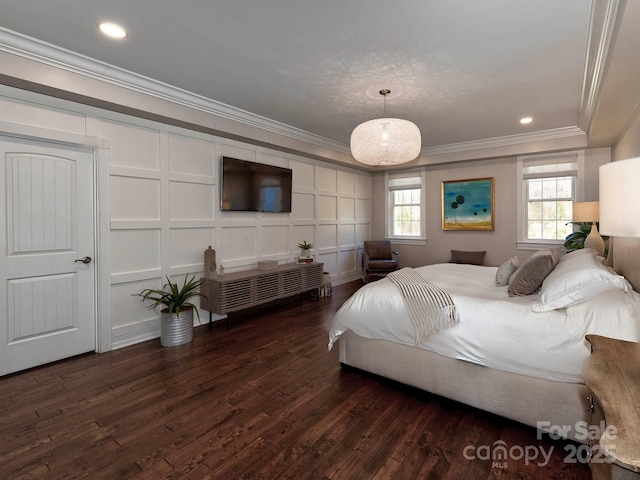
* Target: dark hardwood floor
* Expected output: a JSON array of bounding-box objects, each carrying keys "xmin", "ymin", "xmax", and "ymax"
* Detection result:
[{"xmin": 0, "ymin": 281, "xmax": 591, "ymax": 479}]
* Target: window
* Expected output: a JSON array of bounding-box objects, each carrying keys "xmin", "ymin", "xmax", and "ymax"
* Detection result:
[
  {"xmin": 525, "ymin": 174, "xmax": 574, "ymax": 241},
  {"xmin": 517, "ymin": 152, "xmax": 584, "ymax": 248},
  {"xmin": 385, "ymin": 169, "xmax": 426, "ymax": 243}
]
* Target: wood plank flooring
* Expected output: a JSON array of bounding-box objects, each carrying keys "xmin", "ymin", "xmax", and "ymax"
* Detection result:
[{"xmin": 0, "ymin": 281, "xmax": 591, "ymax": 479}]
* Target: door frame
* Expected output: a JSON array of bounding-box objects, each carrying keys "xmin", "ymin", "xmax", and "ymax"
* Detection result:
[{"xmin": 0, "ymin": 119, "xmax": 112, "ymax": 352}]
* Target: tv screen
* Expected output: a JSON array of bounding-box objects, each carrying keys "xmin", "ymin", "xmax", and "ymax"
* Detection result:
[{"xmin": 220, "ymin": 157, "xmax": 292, "ymax": 212}]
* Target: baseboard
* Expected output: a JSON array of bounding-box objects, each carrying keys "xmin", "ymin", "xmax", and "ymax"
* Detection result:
[
  {"xmin": 111, "ymin": 318, "xmax": 160, "ymax": 350},
  {"xmin": 110, "ymin": 312, "xmax": 228, "ymax": 350}
]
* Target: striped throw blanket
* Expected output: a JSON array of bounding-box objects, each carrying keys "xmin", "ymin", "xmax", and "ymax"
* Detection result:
[{"xmin": 387, "ymin": 267, "xmax": 460, "ymax": 344}]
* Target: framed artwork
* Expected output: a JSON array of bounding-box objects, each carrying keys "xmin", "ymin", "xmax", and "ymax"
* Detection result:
[{"xmin": 442, "ymin": 177, "xmax": 495, "ymax": 231}]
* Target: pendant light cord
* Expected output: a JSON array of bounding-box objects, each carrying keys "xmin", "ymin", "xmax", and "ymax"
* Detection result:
[{"xmin": 380, "ymin": 89, "xmax": 390, "ymax": 117}]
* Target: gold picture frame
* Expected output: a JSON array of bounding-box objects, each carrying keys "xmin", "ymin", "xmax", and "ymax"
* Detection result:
[{"xmin": 442, "ymin": 177, "xmax": 495, "ymax": 231}]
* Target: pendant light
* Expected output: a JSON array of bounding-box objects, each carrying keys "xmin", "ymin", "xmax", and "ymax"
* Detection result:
[{"xmin": 350, "ymin": 89, "xmax": 421, "ymax": 166}]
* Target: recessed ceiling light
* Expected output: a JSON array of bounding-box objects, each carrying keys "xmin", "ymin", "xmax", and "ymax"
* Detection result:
[
  {"xmin": 520, "ymin": 117, "xmax": 533, "ymax": 125},
  {"xmin": 98, "ymin": 22, "xmax": 128, "ymax": 39}
]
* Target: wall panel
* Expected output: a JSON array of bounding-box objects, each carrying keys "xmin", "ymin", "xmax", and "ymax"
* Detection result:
[
  {"xmin": 100, "ymin": 119, "xmax": 160, "ymax": 170},
  {"xmin": 111, "ymin": 229, "xmax": 161, "ymax": 274},
  {"xmin": 261, "ymin": 225, "xmax": 290, "ymax": 257},
  {"xmin": 292, "ymin": 161, "xmax": 315, "ymax": 190},
  {"xmin": 292, "ymin": 193, "xmax": 315, "ymax": 220},
  {"xmin": 110, "ymin": 176, "xmax": 161, "ymax": 220},
  {"xmin": 292, "ymin": 225, "xmax": 315, "ymax": 251},
  {"xmin": 318, "ymin": 252, "xmax": 338, "ymax": 276},
  {"xmin": 318, "ymin": 224, "xmax": 338, "ymax": 249},
  {"xmin": 356, "ymin": 199, "xmax": 371, "ymax": 221},
  {"xmin": 0, "ymin": 95, "xmax": 86, "ymax": 135},
  {"xmin": 318, "ymin": 195, "xmax": 337, "ymax": 221},
  {"xmin": 219, "ymin": 143, "xmax": 256, "ymax": 162},
  {"xmin": 339, "ymin": 197, "xmax": 355, "ymax": 220},
  {"xmin": 338, "ymin": 250, "xmax": 357, "ymax": 274},
  {"xmin": 168, "ymin": 133, "xmax": 215, "ymax": 176},
  {"xmin": 316, "ymin": 166, "xmax": 337, "ymax": 192},
  {"xmin": 169, "ymin": 182, "xmax": 215, "ymax": 220},
  {"xmin": 221, "ymin": 226, "xmax": 257, "ymax": 264},
  {"xmin": 170, "ymin": 228, "xmax": 215, "ymax": 268},
  {"xmin": 0, "ymin": 85, "xmax": 372, "ymax": 352},
  {"xmin": 356, "ymin": 224, "xmax": 369, "ymax": 245},
  {"xmin": 338, "ymin": 171, "xmax": 356, "ymax": 195},
  {"xmin": 339, "ymin": 224, "xmax": 356, "ymax": 248},
  {"xmin": 110, "ymin": 279, "xmax": 161, "ymax": 328}
]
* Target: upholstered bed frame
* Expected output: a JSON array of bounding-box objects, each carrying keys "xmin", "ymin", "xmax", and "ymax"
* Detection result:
[
  {"xmin": 338, "ymin": 239, "xmax": 640, "ymax": 444},
  {"xmin": 339, "ymin": 331, "xmax": 590, "ymax": 442}
]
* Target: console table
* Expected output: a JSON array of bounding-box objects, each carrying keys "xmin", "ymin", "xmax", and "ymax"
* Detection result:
[
  {"xmin": 200, "ymin": 262, "xmax": 324, "ymax": 327},
  {"xmin": 583, "ymin": 334, "xmax": 640, "ymax": 480}
]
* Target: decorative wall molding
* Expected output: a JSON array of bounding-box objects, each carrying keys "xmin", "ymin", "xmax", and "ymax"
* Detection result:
[
  {"xmin": 0, "ymin": 86, "xmax": 371, "ymax": 351},
  {"xmin": 0, "ymin": 27, "xmax": 350, "ymax": 155}
]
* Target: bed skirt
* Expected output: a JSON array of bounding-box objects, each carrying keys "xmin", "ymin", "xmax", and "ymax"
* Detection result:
[{"xmin": 338, "ymin": 330, "xmax": 589, "ymax": 443}]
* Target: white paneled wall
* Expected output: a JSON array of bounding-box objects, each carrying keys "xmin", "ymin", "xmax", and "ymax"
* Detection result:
[{"xmin": 0, "ymin": 90, "xmax": 371, "ymax": 350}]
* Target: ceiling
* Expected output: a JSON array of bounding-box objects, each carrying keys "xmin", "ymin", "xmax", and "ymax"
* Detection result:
[{"xmin": 0, "ymin": 0, "xmax": 638, "ymax": 166}]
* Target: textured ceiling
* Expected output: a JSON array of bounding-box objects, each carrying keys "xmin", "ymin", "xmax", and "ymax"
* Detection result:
[{"xmin": 0, "ymin": 0, "xmax": 633, "ymax": 157}]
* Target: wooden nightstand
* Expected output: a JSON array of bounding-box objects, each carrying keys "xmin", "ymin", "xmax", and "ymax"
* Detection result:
[{"xmin": 583, "ymin": 335, "xmax": 640, "ymax": 480}]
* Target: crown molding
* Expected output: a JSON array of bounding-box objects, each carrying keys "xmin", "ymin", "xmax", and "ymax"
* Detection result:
[
  {"xmin": 578, "ymin": 0, "xmax": 624, "ymax": 135},
  {"xmin": 0, "ymin": 21, "xmax": 603, "ymax": 165},
  {"xmin": 0, "ymin": 27, "xmax": 350, "ymax": 155},
  {"xmin": 420, "ymin": 126, "xmax": 586, "ymax": 156}
]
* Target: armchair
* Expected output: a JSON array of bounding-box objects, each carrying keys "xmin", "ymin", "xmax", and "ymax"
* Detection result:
[{"xmin": 362, "ymin": 240, "xmax": 400, "ymax": 283}]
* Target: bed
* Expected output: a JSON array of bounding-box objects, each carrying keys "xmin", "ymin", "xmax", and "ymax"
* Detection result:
[{"xmin": 328, "ymin": 248, "xmax": 640, "ymax": 442}]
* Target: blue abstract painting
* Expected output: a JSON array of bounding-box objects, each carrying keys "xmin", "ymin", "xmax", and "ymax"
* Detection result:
[{"xmin": 442, "ymin": 178, "xmax": 494, "ymax": 230}]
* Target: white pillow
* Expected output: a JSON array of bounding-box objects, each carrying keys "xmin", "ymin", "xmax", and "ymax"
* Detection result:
[
  {"xmin": 533, "ymin": 250, "xmax": 629, "ymax": 312},
  {"xmin": 558, "ymin": 248, "xmax": 604, "ymax": 265},
  {"xmin": 566, "ymin": 288, "xmax": 640, "ymax": 334},
  {"xmin": 495, "ymin": 256, "xmax": 520, "ymax": 286}
]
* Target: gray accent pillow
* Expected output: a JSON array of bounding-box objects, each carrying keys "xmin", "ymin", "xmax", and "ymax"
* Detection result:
[
  {"xmin": 507, "ymin": 249, "xmax": 561, "ymax": 296},
  {"xmin": 450, "ymin": 250, "xmax": 486, "ymax": 266},
  {"xmin": 495, "ymin": 256, "xmax": 520, "ymax": 286}
]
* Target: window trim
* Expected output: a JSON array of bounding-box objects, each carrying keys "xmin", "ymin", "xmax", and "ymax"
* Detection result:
[
  {"xmin": 516, "ymin": 151, "xmax": 585, "ymax": 249},
  {"xmin": 385, "ymin": 168, "xmax": 427, "ymax": 245}
]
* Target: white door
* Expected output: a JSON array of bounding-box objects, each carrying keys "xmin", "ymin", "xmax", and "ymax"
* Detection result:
[{"xmin": 0, "ymin": 136, "xmax": 96, "ymax": 376}]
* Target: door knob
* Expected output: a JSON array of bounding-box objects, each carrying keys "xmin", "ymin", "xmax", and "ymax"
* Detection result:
[{"xmin": 74, "ymin": 256, "xmax": 92, "ymax": 264}]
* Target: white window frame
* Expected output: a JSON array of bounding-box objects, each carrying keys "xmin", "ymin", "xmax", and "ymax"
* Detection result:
[
  {"xmin": 384, "ymin": 168, "xmax": 427, "ymax": 245},
  {"xmin": 516, "ymin": 151, "xmax": 585, "ymax": 250}
]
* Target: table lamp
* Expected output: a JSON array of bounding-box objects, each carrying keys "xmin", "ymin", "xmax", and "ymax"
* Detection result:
[
  {"xmin": 599, "ymin": 157, "xmax": 640, "ymax": 238},
  {"xmin": 572, "ymin": 201, "xmax": 605, "ymax": 256}
]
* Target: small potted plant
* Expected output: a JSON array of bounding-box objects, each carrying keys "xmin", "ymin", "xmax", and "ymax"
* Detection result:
[
  {"xmin": 133, "ymin": 274, "xmax": 205, "ymax": 347},
  {"xmin": 298, "ymin": 240, "xmax": 313, "ymax": 258}
]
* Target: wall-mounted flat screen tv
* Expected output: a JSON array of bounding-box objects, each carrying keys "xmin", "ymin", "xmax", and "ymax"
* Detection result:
[{"xmin": 220, "ymin": 157, "xmax": 292, "ymax": 212}]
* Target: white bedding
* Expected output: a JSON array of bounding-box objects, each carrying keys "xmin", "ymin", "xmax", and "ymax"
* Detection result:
[{"xmin": 329, "ymin": 263, "xmax": 640, "ymax": 383}]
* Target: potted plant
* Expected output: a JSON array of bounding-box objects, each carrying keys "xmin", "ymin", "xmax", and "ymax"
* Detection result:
[
  {"xmin": 133, "ymin": 274, "xmax": 205, "ymax": 347},
  {"xmin": 298, "ymin": 240, "xmax": 313, "ymax": 258}
]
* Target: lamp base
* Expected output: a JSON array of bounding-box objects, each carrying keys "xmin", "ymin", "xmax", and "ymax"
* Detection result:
[{"xmin": 584, "ymin": 222, "xmax": 606, "ymax": 256}]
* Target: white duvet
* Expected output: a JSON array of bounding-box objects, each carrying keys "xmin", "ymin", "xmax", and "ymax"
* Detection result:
[{"xmin": 329, "ymin": 263, "xmax": 640, "ymax": 383}]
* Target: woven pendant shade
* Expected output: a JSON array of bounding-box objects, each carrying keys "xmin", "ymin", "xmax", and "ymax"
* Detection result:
[
  {"xmin": 350, "ymin": 89, "xmax": 421, "ymax": 166},
  {"xmin": 350, "ymin": 118, "xmax": 421, "ymax": 165}
]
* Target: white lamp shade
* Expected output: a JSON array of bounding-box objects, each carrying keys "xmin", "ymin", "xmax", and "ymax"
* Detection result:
[
  {"xmin": 572, "ymin": 201, "xmax": 599, "ymax": 222},
  {"xmin": 599, "ymin": 157, "xmax": 640, "ymax": 237},
  {"xmin": 350, "ymin": 117, "xmax": 421, "ymax": 165}
]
